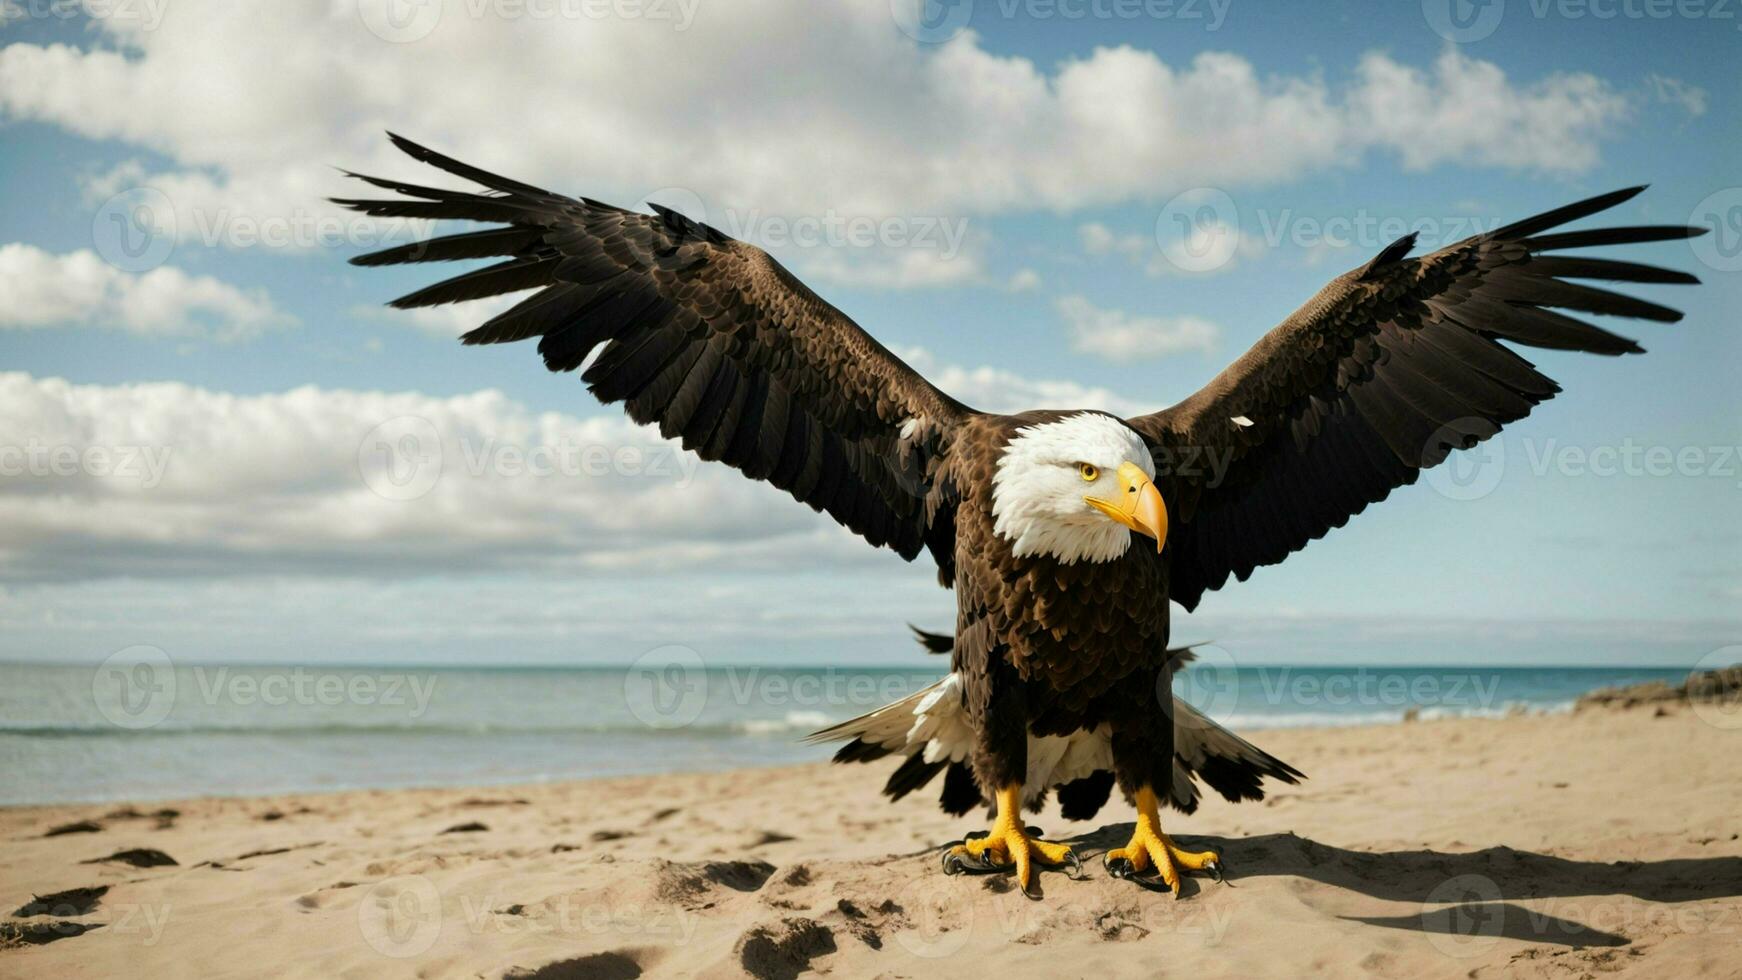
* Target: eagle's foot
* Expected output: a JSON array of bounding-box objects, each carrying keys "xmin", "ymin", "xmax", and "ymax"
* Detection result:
[
  {"xmin": 944, "ymin": 825, "xmax": 1080, "ymax": 898},
  {"xmin": 1103, "ymin": 787, "xmax": 1222, "ymax": 897},
  {"xmin": 941, "ymin": 785, "xmax": 1080, "ymax": 899}
]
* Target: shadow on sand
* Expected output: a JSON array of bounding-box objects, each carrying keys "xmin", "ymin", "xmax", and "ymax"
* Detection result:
[{"xmin": 1060, "ymin": 825, "xmax": 1742, "ymax": 948}]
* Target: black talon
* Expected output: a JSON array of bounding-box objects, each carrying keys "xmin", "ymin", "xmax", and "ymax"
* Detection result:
[
  {"xmin": 1103, "ymin": 854, "xmax": 1176, "ymax": 893},
  {"xmin": 942, "ymin": 846, "xmax": 1011, "ymax": 876},
  {"xmin": 1205, "ymin": 858, "xmax": 1224, "ymax": 883},
  {"xmin": 1062, "ymin": 849, "xmax": 1086, "ymax": 880}
]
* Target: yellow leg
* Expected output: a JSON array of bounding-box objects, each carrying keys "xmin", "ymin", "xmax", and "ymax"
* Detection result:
[
  {"xmin": 1104, "ymin": 787, "xmax": 1223, "ymax": 896},
  {"xmin": 943, "ymin": 784, "xmax": 1079, "ymax": 898}
]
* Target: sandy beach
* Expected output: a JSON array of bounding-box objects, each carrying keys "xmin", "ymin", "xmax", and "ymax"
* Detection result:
[{"xmin": 3, "ymin": 701, "xmax": 1739, "ymax": 979}]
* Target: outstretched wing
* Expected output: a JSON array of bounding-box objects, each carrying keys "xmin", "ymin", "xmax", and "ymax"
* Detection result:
[
  {"xmin": 1125, "ymin": 187, "xmax": 1705, "ymax": 610},
  {"xmin": 339, "ymin": 134, "xmax": 974, "ymax": 575}
]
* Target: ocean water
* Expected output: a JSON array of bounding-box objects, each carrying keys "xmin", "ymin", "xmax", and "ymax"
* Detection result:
[{"xmin": 0, "ymin": 661, "xmax": 1691, "ymax": 805}]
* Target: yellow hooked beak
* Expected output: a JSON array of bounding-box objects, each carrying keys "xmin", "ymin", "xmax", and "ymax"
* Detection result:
[{"xmin": 1085, "ymin": 461, "xmax": 1168, "ymax": 552}]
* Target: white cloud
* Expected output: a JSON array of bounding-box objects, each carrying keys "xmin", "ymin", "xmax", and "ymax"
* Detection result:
[
  {"xmin": 788, "ymin": 239, "xmax": 984, "ymax": 289},
  {"xmin": 0, "ymin": 244, "xmax": 292, "ymax": 339},
  {"xmin": 1080, "ymin": 216, "xmax": 1264, "ymax": 278},
  {"xmin": 352, "ymin": 294, "xmax": 521, "ymax": 338},
  {"xmin": 0, "ymin": 371, "xmax": 805, "ymax": 582},
  {"xmin": 1055, "ymin": 294, "xmax": 1219, "ymax": 361},
  {"xmin": 1079, "ymin": 221, "xmax": 1143, "ymax": 257},
  {"xmin": 0, "ymin": 359, "xmax": 1156, "ymax": 582},
  {"xmin": 1148, "ymin": 215, "xmax": 1250, "ymax": 277},
  {"xmin": 898, "ymin": 347, "xmax": 1152, "ymax": 417},
  {"xmin": 1349, "ymin": 49, "xmax": 1631, "ymax": 174},
  {"xmin": 1645, "ymin": 73, "xmax": 1707, "ymax": 117},
  {"xmin": 1005, "ymin": 268, "xmax": 1041, "ymax": 292},
  {"xmin": 0, "ymin": 4, "xmax": 1636, "ymax": 271}
]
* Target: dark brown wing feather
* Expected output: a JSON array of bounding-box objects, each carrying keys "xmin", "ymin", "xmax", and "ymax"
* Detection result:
[
  {"xmin": 1126, "ymin": 187, "xmax": 1705, "ymax": 610},
  {"xmin": 340, "ymin": 134, "xmax": 974, "ymax": 574}
]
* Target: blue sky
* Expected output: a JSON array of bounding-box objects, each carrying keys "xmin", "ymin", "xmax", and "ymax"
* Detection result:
[{"xmin": 0, "ymin": 0, "xmax": 1737, "ymax": 667}]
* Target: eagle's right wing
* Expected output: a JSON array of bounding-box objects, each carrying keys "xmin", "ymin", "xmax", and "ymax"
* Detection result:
[{"xmin": 340, "ymin": 134, "xmax": 975, "ymax": 577}]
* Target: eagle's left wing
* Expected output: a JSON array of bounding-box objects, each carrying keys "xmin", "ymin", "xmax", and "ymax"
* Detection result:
[
  {"xmin": 1124, "ymin": 187, "xmax": 1705, "ymax": 611},
  {"xmin": 339, "ymin": 135, "xmax": 976, "ymax": 577}
]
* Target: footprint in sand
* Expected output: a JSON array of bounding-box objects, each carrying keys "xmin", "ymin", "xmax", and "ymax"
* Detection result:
[
  {"xmin": 652, "ymin": 860, "xmax": 777, "ymax": 906},
  {"xmin": 731, "ymin": 918, "xmax": 837, "ymax": 980},
  {"xmin": 13, "ymin": 885, "xmax": 108, "ymax": 917},
  {"xmin": 294, "ymin": 881, "xmax": 359, "ymax": 910},
  {"xmin": 41, "ymin": 820, "xmax": 103, "ymax": 838},
  {"xmin": 91, "ymin": 807, "xmax": 179, "ymax": 831},
  {"xmin": 0, "ymin": 920, "xmax": 102, "ymax": 948},
  {"xmin": 503, "ymin": 948, "xmax": 653, "ymax": 980},
  {"xmin": 80, "ymin": 848, "xmax": 177, "ymax": 868},
  {"xmin": 3, "ymin": 885, "xmax": 111, "ymax": 950}
]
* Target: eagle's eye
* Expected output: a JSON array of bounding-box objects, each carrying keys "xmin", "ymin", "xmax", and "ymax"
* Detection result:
[{"xmin": 1077, "ymin": 462, "xmax": 1099, "ymax": 482}]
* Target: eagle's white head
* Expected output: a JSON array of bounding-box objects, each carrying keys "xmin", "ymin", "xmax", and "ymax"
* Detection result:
[{"xmin": 991, "ymin": 412, "xmax": 1167, "ymax": 564}]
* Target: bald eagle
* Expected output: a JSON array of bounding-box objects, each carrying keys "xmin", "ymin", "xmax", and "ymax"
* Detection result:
[{"xmin": 341, "ymin": 134, "xmax": 1703, "ymax": 898}]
